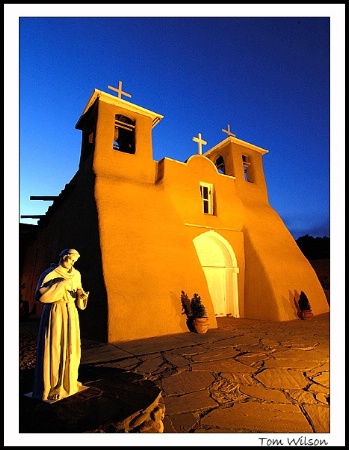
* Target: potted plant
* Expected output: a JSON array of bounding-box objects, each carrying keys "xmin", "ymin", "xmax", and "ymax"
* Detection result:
[
  {"xmin": 296, "ymin": 291, "xmax": 313, "ymax": 320},
  {"xmin": 181, "ymin": 291, "xmax": 209, "ymax": 333}
]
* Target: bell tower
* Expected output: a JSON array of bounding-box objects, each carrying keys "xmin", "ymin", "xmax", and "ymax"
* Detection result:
[
  {"xmin": 75, "ymin": 82, "xmax": 163, "ymax": 183},
  {"xmin": 204, "ymin": 125, "xmax": 270, "ymax": 204}
]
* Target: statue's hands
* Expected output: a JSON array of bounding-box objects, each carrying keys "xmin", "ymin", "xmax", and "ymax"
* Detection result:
[{"xmin": 77, "ymin": 289, "xmax": 89, "ymax": 301}]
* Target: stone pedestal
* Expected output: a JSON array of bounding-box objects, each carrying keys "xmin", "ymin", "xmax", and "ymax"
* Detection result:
[{"xmin": 19, "ymin": 366, "xmax": 165, "ymax": 433}]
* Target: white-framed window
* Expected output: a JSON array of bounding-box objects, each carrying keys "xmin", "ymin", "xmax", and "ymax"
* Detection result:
[{"xmin": 200, "ymin": 182, "xmax": 214, "ymax": 215}]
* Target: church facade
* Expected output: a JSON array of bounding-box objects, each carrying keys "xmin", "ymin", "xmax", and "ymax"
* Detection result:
[{"xmin": 20, "ymin": 85, "xmax": 329, "ymax": 343}]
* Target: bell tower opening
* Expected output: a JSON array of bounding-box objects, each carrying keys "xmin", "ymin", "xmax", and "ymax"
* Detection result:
[
  {"xmin": 113, "ymin": 114, "xmax": 135, "ymax": 154},
  {"xmin": 242, "ymin": 154, "xmax": 252, "ymax": 182},
  {"xmin": 215, "ymin": 155, "xmax": 226, "ymax": 174}
]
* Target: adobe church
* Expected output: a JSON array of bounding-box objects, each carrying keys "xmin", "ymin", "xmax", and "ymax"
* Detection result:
[{"xmin": 20, "ymin": 83, "xmax": 329, "ymax": 343}]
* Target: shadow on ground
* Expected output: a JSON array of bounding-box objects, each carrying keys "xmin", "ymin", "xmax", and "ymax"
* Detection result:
[{"xmin": 19, "ymin": 365, "xmax": 161, "ymax": 433}]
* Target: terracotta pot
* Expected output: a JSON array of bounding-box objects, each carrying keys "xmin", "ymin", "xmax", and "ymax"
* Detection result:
[
  {"xmin": 298, "ymin": 310, "xmax": 313, "ymax": 320},
  {"xmin": 193, "ymin": 317, "xmax": 209, "ymax": 333}
]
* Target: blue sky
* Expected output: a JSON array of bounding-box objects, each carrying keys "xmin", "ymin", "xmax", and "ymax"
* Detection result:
[
  {"xmin": 10, "ymin": 5, "xmax": 344, "ymax": 241},
  {"xmin": 4, "ymin": 5, "xmax": 346, "ymax": 446}
]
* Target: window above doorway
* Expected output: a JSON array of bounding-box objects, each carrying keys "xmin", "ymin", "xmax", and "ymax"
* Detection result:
[{"xmin": 200, "ymin": 182, "xmax": 214, "ymax": 215}]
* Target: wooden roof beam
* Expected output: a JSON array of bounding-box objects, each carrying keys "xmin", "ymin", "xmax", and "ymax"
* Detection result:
[
  {"xmin": 20, "ymin": 215, "xmax": 45, "ymax": 219},
  {"xmin": 29, "ymin": 196, "xmax": 58, "ymax": 201}
]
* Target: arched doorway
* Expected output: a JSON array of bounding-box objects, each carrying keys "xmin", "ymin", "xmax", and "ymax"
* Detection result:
[{"xmin": 193, "ymin": 231, "xmax": 239, "ymax": 317}]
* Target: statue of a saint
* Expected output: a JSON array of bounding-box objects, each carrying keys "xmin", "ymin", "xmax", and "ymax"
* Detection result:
[{"xmin": 32, "ymin": 249, "xmax": 89, "ymax": 401}]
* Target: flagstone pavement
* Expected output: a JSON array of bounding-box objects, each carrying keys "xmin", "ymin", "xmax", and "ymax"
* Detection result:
[{"xmin": 19, "ymin": 313, "xmax": 330, "ymax": 435}]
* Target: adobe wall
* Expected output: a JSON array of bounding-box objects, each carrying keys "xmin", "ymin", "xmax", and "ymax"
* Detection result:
[
  {"xmin": 242, "ymin": 201, "xmax": 330, "ymax": 320},
  {"xmin": 20, "ymin": 159, "xmax": 108, "ymax": 341},
  {"xmin": 94, "ymin": 152, "xmax": 244, "ymax": 342}
]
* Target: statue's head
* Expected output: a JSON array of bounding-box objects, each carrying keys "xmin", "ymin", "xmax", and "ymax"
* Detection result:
[
  {"xmin": 59, "ymin": 249, "xmax": 80, "ymax": 271},
  {"xmin": 59, "ymin": 248, "xmax": 80, "ymax": 258}
]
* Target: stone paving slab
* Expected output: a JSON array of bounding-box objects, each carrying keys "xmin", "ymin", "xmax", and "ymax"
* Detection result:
[
  {"xmin": 199, "ymin": 403, "xmax": 313, "ymax": 433},
  {"xmin": 239, "ymin": 385, "xmax": 291, "ymax": 403},
  {"xmin": 163, "ymin": 353, "xmax": 192, "ymax": 367},
  {"xmin": 191, "ymin": 359, "xmax": 257, "ymax": 373},
  {"xmin": 306, "ymin": 361, "xmax": 330, "ymax": 375},
  {"xmin": 190, "ymin": 347, "xmax": 240, "ymax": 361},
  {"xmin": 264, "ymin": 358, "xmax": 326, "ymax": 369},
  {"xmin": 311, "ymin": 372, "xmax": 330, "ymax": 388},
  {"xmin": 303, "ymin": 404, "xmax": 330, "ymax": 433},
  {"xmin": 161, "ymin": 371, "xmax": 215, "ymax": 395},
  {"xmin": 81, "ymin": 343, "xmax": 133, "ymax": 364},
  {"xmin": 163, "ymin": 412, "xmax": 198, "ymax": 433},
  {"xmin": 164, "ymin": 390, "xmax": 218, "ymax": 415},
  {"xmin": 221, "ymin": 372, "xmax": 256, "ymax": 386}
]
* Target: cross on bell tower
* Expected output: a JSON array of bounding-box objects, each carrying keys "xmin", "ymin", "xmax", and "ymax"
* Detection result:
[
  {"xmin": 192, "ymin": 133, "xmax": 207, "ymax": 155},
  {"xmin": 108, "ymin": 81, "xmax": 132, "ymax": 99},
  {"xmin": 222, "ymin": 124, "xmax": 236, "ymax": 138}
]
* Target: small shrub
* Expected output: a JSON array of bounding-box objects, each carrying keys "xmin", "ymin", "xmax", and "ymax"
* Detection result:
[
  {"xmin": 298, "ymin": 291, "xmax": 312, "ymax": 311},
  {"xmin": 181, "ymin": 291, "xmax": 207, "ymax": 318},
  {"xmin": 190, "ymin": 293, "xmax": 207, "ymax": 318}
]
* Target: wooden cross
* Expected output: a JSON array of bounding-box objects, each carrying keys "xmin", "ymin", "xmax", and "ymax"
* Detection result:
[
  {"xmin": 222, "ymin": 124, "xmax": 236, "ymax": 138},
  {"xmin": 108, "ymin": 81, "xmax": 132, "ymax": 99},
  {"xmin": 192, "ymin": 133, "xmax": 207, "ymax": 155}
]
